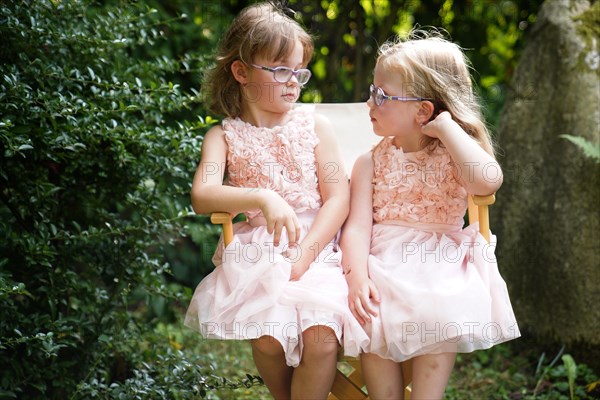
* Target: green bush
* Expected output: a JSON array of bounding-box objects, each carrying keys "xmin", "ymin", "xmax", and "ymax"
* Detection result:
[
  {"xmin": 0, "ymin": 1, "xmax": 218, "ymax": 398},
  {"xmin": 1, "ymin": 1, "xmax": 567, "ymax": 399}
]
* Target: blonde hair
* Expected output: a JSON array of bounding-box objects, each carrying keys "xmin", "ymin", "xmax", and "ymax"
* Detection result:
[
  {"xmin": 204, "ymin": 2, "xmax": 313, "ymax": 118},
  {"xmin": 377, "ymin": 29, "xmax": 496, "ymax": 156}
]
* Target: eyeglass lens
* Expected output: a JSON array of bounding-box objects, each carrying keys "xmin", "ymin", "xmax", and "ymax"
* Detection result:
[
  {"xmin": 274, "ymin": 68, "xmax": 311, "ymax": 85},
  {"xmin": 369, "ymin": 84, "xmax": 383, "ymax": 106}
]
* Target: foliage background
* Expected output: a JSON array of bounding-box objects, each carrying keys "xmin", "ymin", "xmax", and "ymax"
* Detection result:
[{"xmin": 1, "ymin": 0, "xmax": 597, "ymax": 399}]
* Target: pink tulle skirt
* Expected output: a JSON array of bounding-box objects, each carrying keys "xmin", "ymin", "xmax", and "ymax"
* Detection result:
[
  {"xmin": 360, "ymin": 221, "xmax": 520, "ymax": 362},
  {"xmin": 184, "ymin": 210, "xmax": 368, "ymax": 367}
]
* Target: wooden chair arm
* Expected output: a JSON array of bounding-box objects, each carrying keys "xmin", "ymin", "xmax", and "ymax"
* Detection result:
[
  {"xmin": 467, "ymin": 194, "xmax": 496, "ymax": 243},
  {"xmin": 472, "ymin": 193, "xmax": 496, "ymax": 207},
  {"xmin": 210, "ymin": 212, "xmax": 234, "ymax": 247}
]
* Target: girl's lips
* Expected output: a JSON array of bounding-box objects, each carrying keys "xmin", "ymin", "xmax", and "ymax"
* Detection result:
[{"xmin": 283, "ymin": 93, "xmax": 298, "ymax": 102}]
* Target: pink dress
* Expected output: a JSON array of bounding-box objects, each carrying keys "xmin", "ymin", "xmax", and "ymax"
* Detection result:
[
  {"xmin": 362, "ymin": 137, "xmax": 520, "ymax": 361},
  {"xmin": 184, "ymin": 106, "xmax": 368, "ymax": 366}
]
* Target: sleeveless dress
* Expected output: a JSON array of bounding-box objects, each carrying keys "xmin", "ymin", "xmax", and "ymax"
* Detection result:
[
  {"xmin": 184, "ymin": 106, "xmax": 368, "ymax": 366},
  {"xmin": 362, "ymin": 137, "xmax": 520, "ymax": 362}
]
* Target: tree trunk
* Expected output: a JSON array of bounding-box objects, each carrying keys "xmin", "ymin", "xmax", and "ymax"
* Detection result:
[{"xmin": 494, "ymin": 0, "xmax": 599, "ymax": 365}]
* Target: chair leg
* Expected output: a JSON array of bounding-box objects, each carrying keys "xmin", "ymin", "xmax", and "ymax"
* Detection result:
[
  {"xmin": 345, "ymin": 358, "xmax": 365, "ymax": 389},
  {"xmin": 328, "ymin": 369, "xmax": 367, "ymax": 400},
  {"xmin": 329, "ymin": 358, "xmax": 413, "ymax": 399},
  {"xmin": 402, "ymin": 360, "xmax": 413, "ymax": 399}
]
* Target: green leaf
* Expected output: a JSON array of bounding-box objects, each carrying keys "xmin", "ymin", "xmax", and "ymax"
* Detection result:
[
  {"xmin": 559, "ymin": 134, "xmax": 600, "ymax": 163},
  {"xmin": 561, "ymin": 354, "xmax": 577, "ymax": 400},
  {"xmin": 0, "ymin": 390, "xmax": 18, "ymax": 398}
]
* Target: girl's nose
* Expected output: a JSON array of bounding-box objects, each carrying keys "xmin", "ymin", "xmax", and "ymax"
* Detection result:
[
  {"xmin": 366, "ymin": 96, "xmax": 375, "ymax": 109},
  {"xmin": 286, "ymin": 75, "xmax": 300, "ymax": 87}
]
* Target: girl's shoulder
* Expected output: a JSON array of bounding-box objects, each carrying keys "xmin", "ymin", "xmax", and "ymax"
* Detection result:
[
  {"xmin": 200, "ymin": 124, "xmax": 227, "ymax": 160},
  {"xmin": 205, "ymin": 123, "xmax": 225, "ymax": 136},
  {"xmin": 355, "ymin": 151, "xmax": 375, "ymax": 170},
  {"xmin": 203, "ymin": 123, "xmax": 226, "ymax": 143},
  {"xmin": 349, "ymin": 151, "xmax": 374, "ymax": 187},
  {"xmin": 312, "ymin": 110, "xmax": 334, "ymax": 140}
]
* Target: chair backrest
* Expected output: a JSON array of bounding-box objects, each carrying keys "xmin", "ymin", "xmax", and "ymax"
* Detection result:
[{"xmin": 313, "ymin": 103, "xmax": 378, "ymax": 174}]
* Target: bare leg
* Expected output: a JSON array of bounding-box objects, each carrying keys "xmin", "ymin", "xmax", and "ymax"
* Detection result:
[
  {"xmin": 361, "ymin": 353, "xmax": 404, "ymax": 400},
  {"xmin": 251, "ymin": 336, "xmax": 293, "ymax": 400},
  {"xmin": 290, "ymin": 325, "xmax": 339, "ymax": 400},
  {"xmin": 410, "ymin": 352, "xmax": 456, "ymax": 399}
]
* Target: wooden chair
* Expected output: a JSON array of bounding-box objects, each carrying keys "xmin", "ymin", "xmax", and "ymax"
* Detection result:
[{"xmin": 207, "ymin": 103, "xmax": 496, "ymax": 399}]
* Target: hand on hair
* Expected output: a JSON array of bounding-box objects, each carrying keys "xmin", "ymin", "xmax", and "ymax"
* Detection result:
[{"xmin": 420, "ymin": 110, "xmax": 455, "ymax": 139}]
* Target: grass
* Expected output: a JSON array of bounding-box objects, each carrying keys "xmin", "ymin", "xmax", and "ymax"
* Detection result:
[
  {"xmin": 174, "ymin": 327, "xmax": 269, "ymax": 400},
  {"xmin": 182, "ymin": 333, "xmax": 599, "ymax": 400},
  {"xmin": 190, "ymin": 339, "xmax": 270, "ymax": 400}
]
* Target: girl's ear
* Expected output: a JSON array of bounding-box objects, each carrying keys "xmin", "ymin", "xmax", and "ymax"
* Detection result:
[
  {"xmin": 231, "ymin": 60, "xmax": 249, "ymax": 84},
  {"xmin": 416, "ymin": 100, "xmax": 435, "ymax": 124}
]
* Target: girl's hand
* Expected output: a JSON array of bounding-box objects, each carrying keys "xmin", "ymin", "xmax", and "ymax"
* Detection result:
[
  {"xmin": 282, "ymin": 244, "xmax": 310, "ymax": 281},
  {"xmin": 289, "ymin": 258, "xmax": 310, "ymax": 281},
  {"xmin": 283, "ymin": 244, "xmax": 314, "ymax": 281},
  {"xmin": 259, "ymin": 190, "xmax": 301, "ymax": 246},
  {"xmin": 420, "ymin": 110, "xmax": 455, "ymax": 139},
  {"xmin": 348, "ymin": 279, "xmax": 381, "ymax": 325}
]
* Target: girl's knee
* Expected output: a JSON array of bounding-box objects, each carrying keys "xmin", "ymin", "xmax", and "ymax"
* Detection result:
[
  {"xmin": 302, "ymin": 326, "xmax": 339, "ymax": 358},
  {"xmin": 251, "ymin": 336, "xmax": 284, "ymax": 357},
  {"xmin": 361, "ymin": 352, "xmax": 383, "ymax": 363},
  {"xmin": 415, "ymin": 352, "xmax": 456, "ymax": 371}
]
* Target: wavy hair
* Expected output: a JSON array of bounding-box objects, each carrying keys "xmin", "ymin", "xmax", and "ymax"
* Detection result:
[
  {"xmin": 377, "ymin": 29, "xmax": 496, "ymax": 156},
  {"xmin": 203, "ymin": 2, "xmax": 313, "ymax": 118}
]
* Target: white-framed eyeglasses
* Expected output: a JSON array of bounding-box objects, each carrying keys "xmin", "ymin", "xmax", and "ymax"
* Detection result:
[
  {"xmin": 369, "ymin": 84, "xmax": 433, "ymax": 107},
  {"xmin": 251, "ymin": 64, "xmax": 312, "ymax": 85}
]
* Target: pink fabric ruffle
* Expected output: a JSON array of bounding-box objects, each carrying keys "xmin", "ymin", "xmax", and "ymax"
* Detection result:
[
  {"xmin": 185, "ymin": 211, "xmax": 369, "ymax": 366},
  {"xmin": 223, "ymin": 105, "xmax": 322, "ymax": 220},
  {"xmin": 372, "ymin": 137, "xmax": 467, "ymax": 226},
  {"xmin": 361, "ymin": 222, "xmax": 520, "ymax": 361}
]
